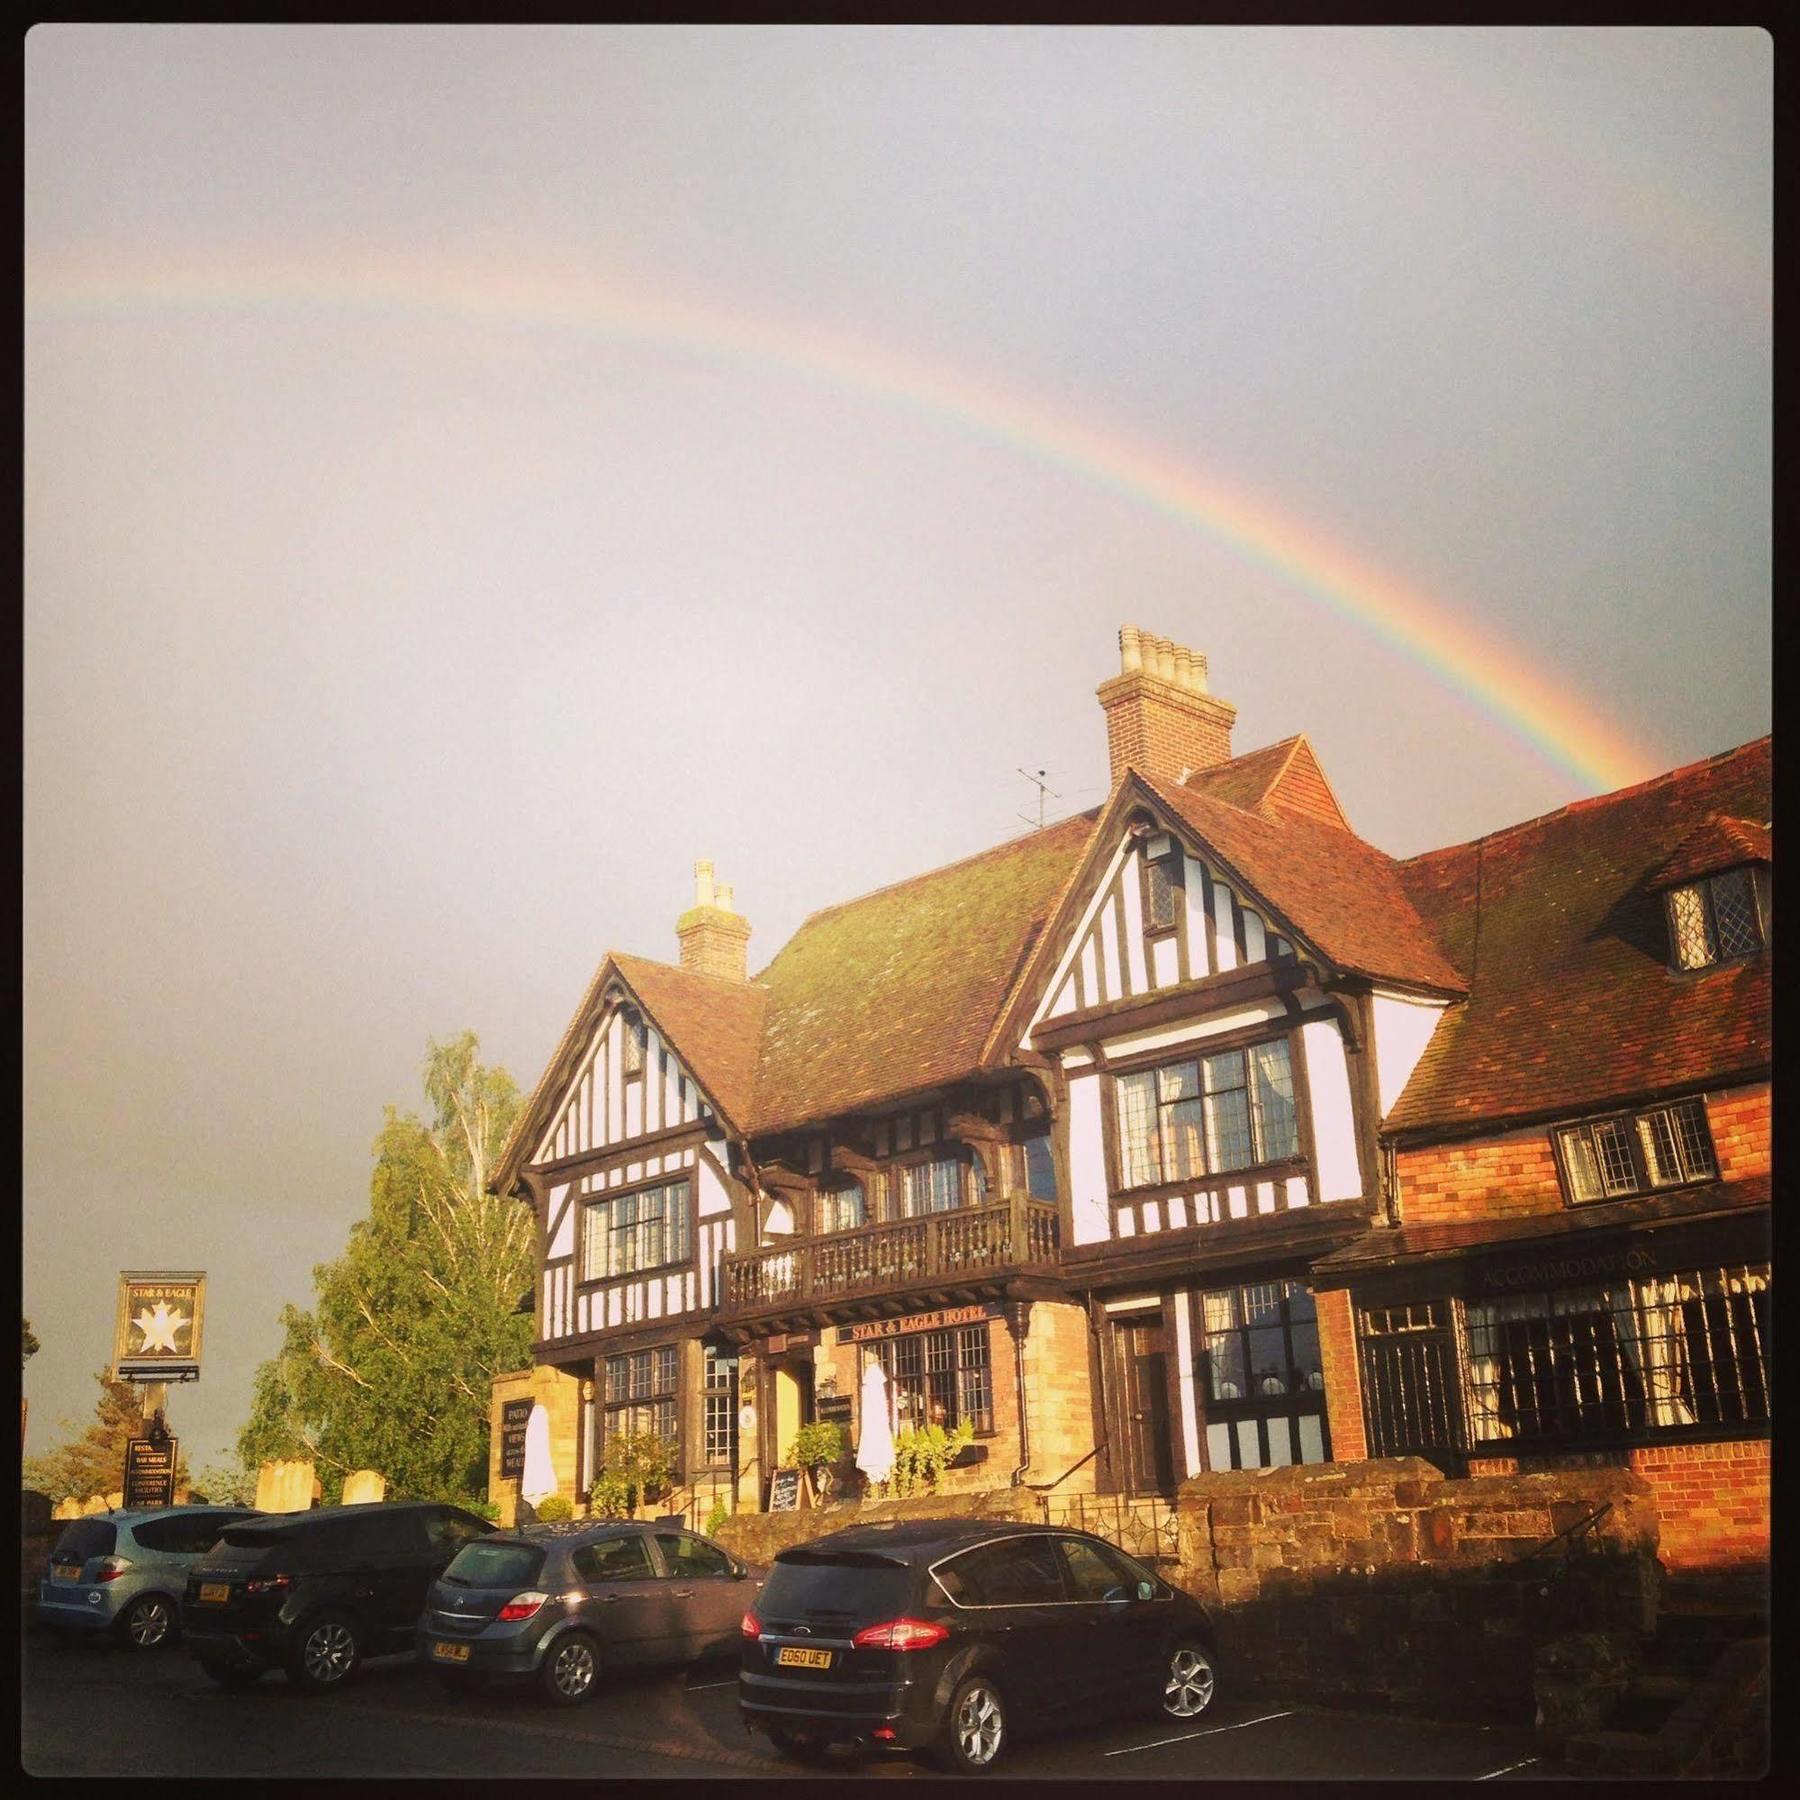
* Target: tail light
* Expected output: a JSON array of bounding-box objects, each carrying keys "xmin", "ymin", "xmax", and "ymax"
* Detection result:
[
  {"xmin": 244, "ymin": 1573, "xmax": 291, "ymax": 1596},
  {"xmin": 94, "ymin": 1558, "xmax": 134, "ymax": 1584},
  {"xmin": 739, "ymin": 1610, "xmax": 761, "ymax": 1639},
  {"xmin": 852, "ymin": 1617, "xmax": 949, "ymax": 1652},
  {"xmin": 496, "ymin": 1591, "xmax": 548, "ymax": 1623}
]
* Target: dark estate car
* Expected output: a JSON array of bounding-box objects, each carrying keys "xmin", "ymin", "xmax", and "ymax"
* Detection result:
[
  {"xmin": 37, "ymin": 1507, "xmax": 261, "ymax": 1650},
  {"xmin": 417, "ymin": 1519, "xmax": 760, "ymax": 1706},
  {"xmin": 181, "ymin": 1501, "xmax": 491, "ymax": 1693},
  {"xmin": 739, "ymin": 1520, "xmax": 1220, "ymax": 1774}
]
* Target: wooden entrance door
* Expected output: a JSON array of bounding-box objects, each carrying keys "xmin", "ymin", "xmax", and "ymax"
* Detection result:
[{"xmin": 1116, "ymin": 1315, "xmax": 1176, "ymax": 1494}]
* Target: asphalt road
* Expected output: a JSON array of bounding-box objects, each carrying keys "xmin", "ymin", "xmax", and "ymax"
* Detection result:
[{"xmin": 20, "ymin": 1622, "xmax": 1556, "ymax": 1781}]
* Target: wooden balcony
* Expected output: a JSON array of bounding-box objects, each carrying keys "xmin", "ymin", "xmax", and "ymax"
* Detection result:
[{"xmin": 718, "ymin": 1193, "xmax": 1061, "ymax": 1328}]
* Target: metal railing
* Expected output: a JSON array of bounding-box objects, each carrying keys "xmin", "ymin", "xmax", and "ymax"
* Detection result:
[
  {"xmin": 719, "ymin": 1193, "xmax": 1059, "ymax": 1314},
  {"xmin": 1039, "ymin": 1490, "xmax": 1183, "ymax": 1566}
]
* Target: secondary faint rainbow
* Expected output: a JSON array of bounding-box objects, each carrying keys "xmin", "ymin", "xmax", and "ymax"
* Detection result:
[{"xmin": 30, "ymin": 247, "xmax": 1660, "ymax": 792}]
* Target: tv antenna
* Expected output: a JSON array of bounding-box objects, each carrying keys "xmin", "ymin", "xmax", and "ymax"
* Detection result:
[{"xmin": 1016, "ymin": 767, "xmax": 1062, "ymax": 831}]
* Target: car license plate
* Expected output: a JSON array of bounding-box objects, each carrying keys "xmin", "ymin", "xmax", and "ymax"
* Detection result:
[
  {"xmin": 776, "ymin": 1646, "xmax": 833, "ymax": 1670},
  {"xmin": 197, "ymin": 1583, "xmax": 231, "ymax": 1604},
  {"xmin": 432, "ymin": 1641, "xmax": 471, "ymax": 1663},
  {"xmin": 52, "ymin": 1565, "xmax": 82, "ymax": 1583}
]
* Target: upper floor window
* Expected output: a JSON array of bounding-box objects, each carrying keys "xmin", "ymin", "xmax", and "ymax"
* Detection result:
[
  {"xmin": 1115, "ymin": 1038, "xmax": 1300, "ymax": 1190},
  {"xmin": 897, "ymin": 1156, "xmax": 970, "ymax": 1218},
  {"xmin": 1666, "ymin": 868, "xmax": 1767, "ymax": 970},
  {"xmin": 621, "ymin": 1009, "xmax": 647, "ymax": 1077},
  {"xmin": 1143, "ymin": 833, "xmax": 1182, "ymax": 934},
  {"xmin": 1015, "ymin": 1130, "xmax": 1058, "ymax": 1201},
  {"xmin": 1553, "ymin": 1097, "xmax": 1716, "ymax": 1205},
  {"xmin": 817, "ymin": 1178, "xmax": 867, "ymax": 1234},
  {"xmin": 580, "ymin": 1179, "xmax": 692, "ymax": 1281}
]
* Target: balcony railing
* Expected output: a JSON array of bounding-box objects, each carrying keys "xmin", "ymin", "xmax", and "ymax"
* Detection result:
[{"xmin": 720, "ymin": 1192, "xmax": 1060, "ymax": 1316}]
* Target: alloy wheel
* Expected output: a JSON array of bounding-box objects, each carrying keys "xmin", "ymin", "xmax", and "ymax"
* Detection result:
[
  {"xmin": 302, "ymin": 1621, "xmax": 358, "ymax": 1685},
  {"xmin": 551, "ymin": 1639, "xmax": 596, "ymax": 1700},
  {"xmin": 1164, "ymin": 1646, "xmax": 1215, "ymax": 1717},
  {"xmin": 125, "ymin": 1597, "xmax": 172, "ymax": 1649},
  {"xmin": 956, "ymin": 1681, "xmax": 1005, "ymax": 1767}
]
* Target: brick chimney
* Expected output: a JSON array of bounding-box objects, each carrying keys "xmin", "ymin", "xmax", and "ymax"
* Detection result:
[
  {"xmin": 676, "ymin": 859, "xmax": 752, "ymax": 981},
  {"xmin": 1096, "ymin": 624, "xmax": 1237, "ymax": 788}
]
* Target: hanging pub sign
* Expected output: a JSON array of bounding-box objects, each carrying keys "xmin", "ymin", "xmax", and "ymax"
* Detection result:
[
  {"xmin": 123, "ymin": 1435, "xmax": 179, "ymax": 1509},
  {"xmin": 113, "ymin": 1272, "xmax": 205, "ymax": 1382},
  {"xmin": 843, "ymin": 1303, "xmax": 997, "ymax": 1344},
  {"xmin": 499, "ymin": 1398, "xmax": 534, "ymax": 1480}
]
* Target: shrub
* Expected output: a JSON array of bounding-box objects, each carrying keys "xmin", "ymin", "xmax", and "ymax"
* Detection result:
[
  {"xmin": 465, "ymin": 1497, "xmax": 502, "ymax": 1522},
  {"xmin": 704, "ymin": 1497, "xmax": 730, "ymax": 1538},
  {"xmin": 587, "ymin": 1431, "xmax": 676, "ymax": 1519},
  {"xmin": 535, "ymin": 1495, "xmax": 574, "ymax": 1522},
  {"xmin": 885, "ymin": 1419, "xmax": 975, "ymax": 1498},
  {"xmin": 786, "ymin": 1421, "xmax": 846, "ymax": 1474}
]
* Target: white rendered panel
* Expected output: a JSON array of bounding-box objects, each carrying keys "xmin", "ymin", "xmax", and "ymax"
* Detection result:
[
  {"xmin": 1063, "ymin": 1048, "xmax": 1094, "ymax": 1069},
  {"xmin": 1151, "ymin": 936, "xmax": 1180, "ymax": 987},
  {"xmin": 1372, "ymin": 992, "xmax": 1452, "ymax": 1118},
  {"xmin": 625, "ymin": 1082, "xmax": 643, "ymax": 1139},
  {"xmin": 607, "ymin": 1289, "xmax": 621, "ymax": 1328},
  {"xmin": 1168, "ymin": 1194, "xmax": 1188, "ymax": 1229},
  {"xmin": 1080, "ymin": 937, "xmax": 1100, "ymax": 1010},
  {"xmin": 1266, "ymin": 1416, "xmax": 1293, "ymax": 1467},
  {"xmin": 1173, "ymin": 1292, "xmax": 1201, "ymax": 1478},
  {"xmin": 578, "ymin": 1292, "xmax": 589, "ymax": 1335},
  {"xmin": 1236, "ymin": 1420, "xmax": 1260, "ymax": 1468},
  {"xmin": 1117, "ymin": 1211, "xmax": 1136, "ymax": 1237},
  {"xmin": 1102, "ymin": 1296, "xmax": 1162, "ymax": 1313},
  {"xmin": 1099, "ymin": 899, "xmax": 1123, "ymax": 1005},
  {"xmin": 1050, "ymin": 977, "xmax": 1076, "ymax": 1019},
  {"xmin": 1298, "ymin": 1415, "xmax": 1325, "ymax": 1464},
  {"xmin": 1286, "ymin": 1175, "xmax": 1310, "ymax": 1209},
  {"xmin": 645, "ymin": 1033, "xmax": 663, "ymax": 1134},
  {"xmin": 1212, "ymin": 884, "xmax": 1239, "ymax": 973},
  {"xmin": 1242, "ymin": 908, "xmax": 1266, "ymax": 964},
  {"xmin": 698, "ymin": 1159, "xmax": 732, "ymax": 1217},
  {"xmin": 1143, "ymin": 1200, "xmax": 1162, "ymax": 1233},
  {"xmin": 1102, "ymin": 1004, "xmax": 1287, "ymax": 1062},
  {"xmin": 1207, "ymin": 1422, "xmax": 1232, "ymax": 1471},
  {"xmin": 1301, "ymin": 1018, "xmax": 1363, "ymax": 1202},
  {"xmin": 1227, "ymin": 1185, "xmax": 1248, "ymax": 1219},
  {"xmin": 1256, "ymin": 1180, "xmax": 1276, "ymax": 1215},
  {"xmin": 1120, "ymin": 850, "xmax": 1149, "ymax": 995},
  {"xmin": 1183, "ymin": 855, "xmax": 1213, "ymax": 978},
  {"xmin": 1027, "ymin": 840, "xmax": 1132, "ymax": 1038},
  {"xmin": 607, "ymin": 1013, "xmax": 624, "ymax": 1146},
  {"xmin": 1067, "ymin": 1074, "xmax": 1110, "ymax": 1245},
  {"xmin": 548, "ymin": 1186, "xmax": 575, "ymax": 1260}
]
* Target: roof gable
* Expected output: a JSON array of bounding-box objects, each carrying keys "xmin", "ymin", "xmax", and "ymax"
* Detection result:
[
  {"xmin": 1646, "ymin": 814, "xmax": 1771, "ymax": 893},
  {"xmin": 1179, "ymin": 734, "xmax": 1351, "ymax": 830},
  {"xmin": 1388, "ymin": 738, "xmax": 1771, "ymax": 1134}
]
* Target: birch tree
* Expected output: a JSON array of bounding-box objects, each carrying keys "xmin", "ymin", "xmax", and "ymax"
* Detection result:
[{"xmin": 237, "ymin": 1033, "xmax": 531, "ymax": 1504}]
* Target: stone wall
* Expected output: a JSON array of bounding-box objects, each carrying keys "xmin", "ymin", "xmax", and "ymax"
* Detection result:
[
  {"xmin": 488, "ymin": 1364, "xmax": 584, "ymax": 1526},
  {"xmin": 718, "ymin": 1457, "xmax": 1661, "ymax": 1724}
]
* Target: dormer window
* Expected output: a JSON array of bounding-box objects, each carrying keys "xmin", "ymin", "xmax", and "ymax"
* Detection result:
[
  {"xmin": 1667, "ymin": 868, "xmax": 1766, "ymax": 971},
  {"xmin": 1553, "ymin": 1097, "xmax": 1716, "ymax": 1204}
]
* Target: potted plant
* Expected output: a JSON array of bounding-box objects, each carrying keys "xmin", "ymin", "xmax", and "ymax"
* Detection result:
[
  {"xmin": 586, "ymin": 1430, "xmax": 676, "ymax": 1520},
  {"xmin": 885, "ymin": 1419, "xmax": 976, "ymax": 1498},
  {"xmin": 786, "ymin": 1421, "xmax": 847, "ymax": 1502}
]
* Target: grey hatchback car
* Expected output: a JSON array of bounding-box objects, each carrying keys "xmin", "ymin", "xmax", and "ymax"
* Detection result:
[
  {"xmin": 417, "ymin": 1520, "xmax": 761, "ymax": 1705},
  {"xmin": 38, "ymin": 1508, "xmax": 259, "ymax": 1650}
]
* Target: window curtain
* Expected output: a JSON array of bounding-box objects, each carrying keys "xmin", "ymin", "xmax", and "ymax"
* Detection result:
[{"xmin": 1615, "ymin": 1277, "xmax": 1697, "ymax": 1429}]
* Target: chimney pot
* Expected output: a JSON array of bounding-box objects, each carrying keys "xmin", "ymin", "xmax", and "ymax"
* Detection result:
[
  {"xmin": 1119, "ymin": 624, "xmax": 1143, "ymax": 675},
  {"xmin": 694, "ymin": 860, "xmax": 716, "ymax": 908},
  {"xmin": 1096, "ymin": 623, "xmax": 1237, "ymax": 787},
  {"xmin": 1153, "ymin": 638, "xmax": 1176, "ymax": 683}
]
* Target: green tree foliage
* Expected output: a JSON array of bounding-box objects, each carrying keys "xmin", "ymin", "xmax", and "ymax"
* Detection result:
[
  {"xmin": 23, "ymin": 1369, "xmax": 189, "ymax": 1501},
  {"xmin": 236, "ymin": 1033, "xmax": 531, "ymax": 1506},
  {"xmin": 188, "ymin": 1462, "xmax": 259, "ymax": 1506},
  {"xmin": 23, "ymin": 1319, "xmax": 40, "ymax": 1364}
]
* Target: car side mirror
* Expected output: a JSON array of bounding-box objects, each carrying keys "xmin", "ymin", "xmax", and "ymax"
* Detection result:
[
  {"xmin": 1136, "ymin": 1580, "xmax": 1156, "ymax": 1601},
  {"xmin": 731, "ymin": 1562, "xmax": 749, "ymax": 1581}
]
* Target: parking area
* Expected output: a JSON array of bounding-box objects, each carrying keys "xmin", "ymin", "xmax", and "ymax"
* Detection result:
[{"xmin": 21, "ymin": 1623, "xmax": 1556, "ymax": 1781}]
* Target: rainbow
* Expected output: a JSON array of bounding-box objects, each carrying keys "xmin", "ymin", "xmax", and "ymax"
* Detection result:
[{"xmin": 30, "ymin": 247, "xmax": 1663, "ymax": 792}]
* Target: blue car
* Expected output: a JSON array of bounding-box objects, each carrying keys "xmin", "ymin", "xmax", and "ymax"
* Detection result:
[{"xmin": 38, "ymin": 1507, "xmax": 259, "ymax": 1650}]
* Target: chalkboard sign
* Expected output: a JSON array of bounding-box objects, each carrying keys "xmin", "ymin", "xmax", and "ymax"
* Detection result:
[
  {"xmin": 123, "ymin": 1435, "xmax": 178, "ymax": 1510},
  {"xmin": 499, "ymin": 1398, "xmax": 534, "ymax": 1480},
  {"xmin": 767, "ymin": 1467, "xmax": 804, "ymax": 1512}
]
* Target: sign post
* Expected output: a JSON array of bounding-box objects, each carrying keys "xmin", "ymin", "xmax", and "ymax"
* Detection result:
[{"xmin": 113, "ymin": 1271, "xmax": 206, "ymax": 1502}]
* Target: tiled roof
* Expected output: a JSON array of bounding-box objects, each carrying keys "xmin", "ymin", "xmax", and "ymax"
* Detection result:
[
  {"xmin": 1646, "ymin": 814, "xmax": 1772, "ymax": 893},
  {"xmin": 1138, "ymin": 769, "xmax": 1465, "ymax": 992},
  {"xmin": 1387, "ymin": 739, "xmax": 1771, "ymax": 1136},
  {"xmin": 1181, "ymin": 733, "xmax": 1350, "ymax": 829},
  {"xmin": 1312, "ymin": 1175, "xmax": 1770, "ymax": 1274},
  {"xmin": 749, "ymin": 811, "xmax": 1099, "ymax": 1134}
]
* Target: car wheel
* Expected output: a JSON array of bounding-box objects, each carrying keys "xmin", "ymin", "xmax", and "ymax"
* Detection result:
[
  {"xmin": 1160, "ymin": 1641, "xmax": 1217, "ymax": 1719},
  {"xmin": 199, "ymin": 1658, "xmax": 264, "ymax": 1689},
  {"xmin": 934, "ymin": 1673, "xmax": 1008, "ymax": 1775},
  {"xmin": 538, "ymin": 1630, "xmax": 600, "ymax": 1707},
  {"xmin": 118, "ymin": 1593, "xmax": 178, "ymax": 1650},
  {"xmin": 286, "ymin": 1611, "xmax": 363, "ymax": 1694},
  {"xmin": 767, "ymin": 1726, "xmax": 834, "ymax": 1765}
]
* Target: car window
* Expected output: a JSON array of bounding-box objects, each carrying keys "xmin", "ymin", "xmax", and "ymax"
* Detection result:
[
  {"xmin": 423, "ymin": 1508, "xmax": 488, "ymax": 1552},
  {"xmin": 573, "ymin": 1535, "xmax": 656, "ymax": 1583},
  {"xmin": 943, "ymin": 1536, "xmax": 1064, "ymax": 1606},
  {"xmin": 51, "ymin": 1520, "xmax": 117, "ymax": 1563},
  {"xmin": 654, "ymin": 1532, "xmax": 733, "ymax": 1578},
  {"xmin": 444, "ymin": 1541, "xmax": 545, "ymax": 1589},
  {"xmin": 1055, "ymin": 1536, "xmax": 1142, "ymax": 1602}
]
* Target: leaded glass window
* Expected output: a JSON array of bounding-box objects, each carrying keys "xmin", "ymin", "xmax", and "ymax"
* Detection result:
[{"xmin": 1116, "ymin": 1038, "xmax": 1299, "ymax": 1190}]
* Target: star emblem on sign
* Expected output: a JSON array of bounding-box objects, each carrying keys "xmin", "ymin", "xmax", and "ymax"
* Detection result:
[{"xmin": 133, "ymin": 1302, "xmax": 189, "ymax": 1355}]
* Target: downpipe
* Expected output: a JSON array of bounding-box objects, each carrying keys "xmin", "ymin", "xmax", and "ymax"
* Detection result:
[{"xmin": 1007, "ymin": 1298, "xmax": 1031, "ymax": 1485}]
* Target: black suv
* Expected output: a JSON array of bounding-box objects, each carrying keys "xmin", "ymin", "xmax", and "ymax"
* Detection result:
[
  {"xmin": 181, "ymin": 1501, "xmax": 491, "ymax": 1693},
  {"xmin": 739, "ymin": 1519, "xmax": 1219, "ymax": 1774}
]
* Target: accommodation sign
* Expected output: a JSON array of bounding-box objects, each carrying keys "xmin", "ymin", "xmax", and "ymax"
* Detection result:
[
  {"xmin": 499, "ymin": 1398, "xmax": 534, "ymax": 1480},
  {"xmin": 844, "ymin": 1304, "xmax": 996, "ymax": 1344},
  {"xmin": 123, "ymin": 1435, "xmax": 179, "ymax": 1509},
  {"xmin": 113, "ymin": 1272, "xmax": 205, "ymax": 1381}
]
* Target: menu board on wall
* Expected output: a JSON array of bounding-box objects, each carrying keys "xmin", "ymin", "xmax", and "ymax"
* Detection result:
[
  {"xmin": 767, "ymin": 1467, "xmax": 804, "ymax": 1512},
  {"xmin": 499, "ymin": 1398, "xmax": 534, "ymax": 1479}
]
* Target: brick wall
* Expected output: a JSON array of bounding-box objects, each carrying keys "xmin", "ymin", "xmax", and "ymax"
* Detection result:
[
  {"xmin": 1097, "ymin": 672, "xmax": 1236, "ymax": 787},
  {"xmin": 1314, "ymin": 1285, "xmax": 1366, "ymax": 1462},
  {"xmin": 1395, "ymin": 1083, "xmax": 1769, "ymax": 1229}
]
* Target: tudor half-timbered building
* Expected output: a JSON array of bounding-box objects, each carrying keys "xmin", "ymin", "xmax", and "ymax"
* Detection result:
[{"xmin": 488, "ymin": 626, "xmax": 1769, "ymax": 1571}]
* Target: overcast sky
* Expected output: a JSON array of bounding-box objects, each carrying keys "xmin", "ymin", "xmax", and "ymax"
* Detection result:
[{"xmin": 24, "ymin": 26, "xmax": 1769, "ymax": 1476}]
